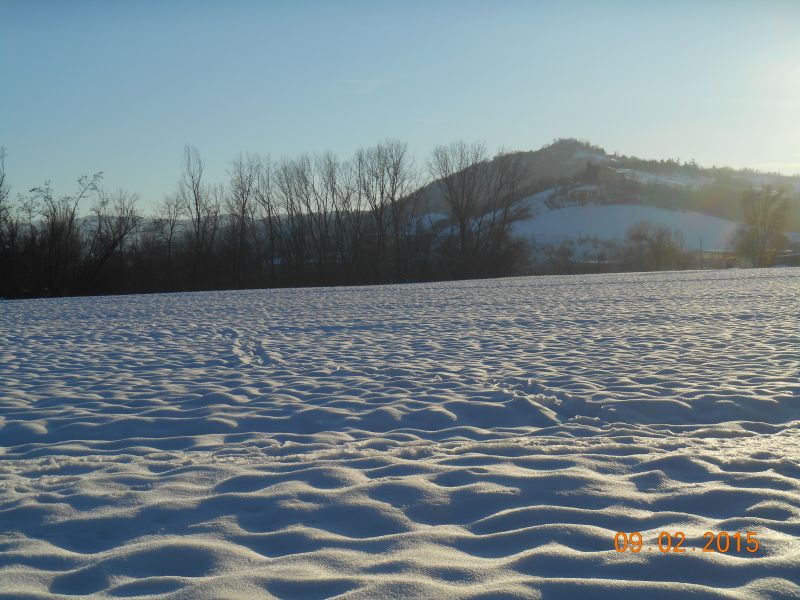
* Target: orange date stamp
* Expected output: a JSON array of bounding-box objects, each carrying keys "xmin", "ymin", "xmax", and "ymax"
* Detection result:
[{"xmin": 614, "ymin": 531, "xmax": 760, "ymax": 554}]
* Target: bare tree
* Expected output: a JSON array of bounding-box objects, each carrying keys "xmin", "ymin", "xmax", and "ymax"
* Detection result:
[
  {"xmin": 30, "ymin": 172, "xmax": 103, "ymax": 294},
  {"xmin": 82, "ymin": 188, "xmax": 141, "ymax": 288},
  {"xmin": 625, "ymin": 220, "xmax": 684, "ymax": 271},
  {"xmin": 734, "ymin": 186, "xmax": 790, "ymax": 267},
  {"xmin": 356, "ymin": 145, "xmax": 389, "ymax": 278},
  {"xmin": 356, "ymin": 140, "xmax": 418, "ymax": 280},
  {"xmin": 0, "ymin": 147, "xmax": 14, "ymax": 296},
  {"xmin": 426, "ymin": 144, "xmax": 534, "ymax": 276},
  {"xmin": 177, "ymin": 145, "xmax": 219, "ymax": 282},
  {"xmin": 331, "ymin": 157, "xmax": 362, "ymax": 279},
  {"xmin": 0, "ymin": 148, "xmax": 9, "ymax": 231},
  {"xmin": 253, "ymin": 155, "xmax": 285, "ymax": 284},
  {"xmin": 481, "ymin": 150, "xmax": 529, "ymax": 258},
  {"xmin": 311, "ymin": 152, "xmax": 340, "ymax": 280},
  {"xmin": 427, "ymin": 141, "xmax": 489, "ymax": 270},
  {"xmin": 153, "ymin": 193, "xmax": 182, "ymax": 278},
  {"xmin": 274, "ymin": 157, "xmax": 307, "ymax": 280},
  {"xmin": 226, "ymin": 153, "xmax": 260, "ymax": 287}
]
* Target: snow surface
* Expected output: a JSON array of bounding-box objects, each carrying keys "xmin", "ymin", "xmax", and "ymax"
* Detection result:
[
  {"xmin": 513, "ymin": 203, "xmax": 741, "ymax": 251},
  {"xmin": 1, "ymin": 269, "xmax": 800, "ymax": 599},
  {"xmin": 613, "ymin": 168, "xmax": 713, "ymax": 190}
]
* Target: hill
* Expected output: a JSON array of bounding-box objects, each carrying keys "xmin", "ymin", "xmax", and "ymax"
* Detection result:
[{"xmin": 418, "ymin": 138, "xmax": 800, "ymax": 253}]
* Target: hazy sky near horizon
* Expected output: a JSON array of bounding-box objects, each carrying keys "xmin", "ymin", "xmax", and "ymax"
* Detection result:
[{"xmin": 2, "ymin": 0, "xmax": 800, "ymax": 210}]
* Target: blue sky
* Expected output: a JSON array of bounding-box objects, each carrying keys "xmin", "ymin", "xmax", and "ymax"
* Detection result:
[{"xmin": 2, "ymin": 0, "xmax": 799, "ymax": 210}]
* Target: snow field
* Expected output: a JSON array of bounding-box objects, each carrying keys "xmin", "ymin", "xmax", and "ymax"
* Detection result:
[{"xmin": 1, "ymin": 269, "xmax": 799, "ymax": 599}]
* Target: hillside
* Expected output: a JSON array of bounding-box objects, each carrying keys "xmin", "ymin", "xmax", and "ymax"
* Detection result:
[
  {"xmin": 512, "ymin": 203, "xmax": 739, "ymax": 251},
  {"xmin": 418, "ymin": 138, "xmax": 800, "ymax": 254}
]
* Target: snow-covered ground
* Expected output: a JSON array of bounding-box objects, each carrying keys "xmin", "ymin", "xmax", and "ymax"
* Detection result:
[
  {"xmin": 1, "ymin": 270, "xmax": 799, "ymax": 599},
  {"xmin": 612, "ymin": 168, "xmax": 713, "ymax": 190},
  {"xmin": 513, "ymin": 203, "xmax": 741, "ymax": 251}
]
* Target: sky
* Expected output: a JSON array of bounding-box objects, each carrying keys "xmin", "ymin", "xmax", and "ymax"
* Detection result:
[{"xmin": 2, "ymin": 0, "xmax": 800, "ymax": 212}]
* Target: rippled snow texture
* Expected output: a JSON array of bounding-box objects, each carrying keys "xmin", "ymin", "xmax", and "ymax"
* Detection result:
[{"xmin": 1, "ymin": 269, "xmax": 799, "ymax": 599}]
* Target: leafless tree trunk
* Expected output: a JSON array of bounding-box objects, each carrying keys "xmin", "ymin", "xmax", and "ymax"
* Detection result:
[
  {"xmin": 427, "ymin": 141, "xmax": 489, "ymax": 274},
  {"xmin": 31, "ymin": 172, "xmax": 102, "ymax": 294},
  {"xmin": 227, "ymin": 153, "xmax": 260, "ymax": 287},
  {"xmin": 253, "ymin": 156, "xmax": 282, "ymax": 284},
  {"xmin": 384, "ymin": 141, "xmax": 419, "ymax": 280},
  {"xmin": 274, "ymin": 158, "xmax": 308, "ymax": 281},
  {"xmin": 177, "ymin": 145, "xmax": 219, "ymax": 284},
  {"xmin": 0, "ymin": 148, "xmax": 9, "ymax": 233},
  {"xmin": 330, "ymin": 158, "xmax": 359, "ymax": 278},
  {"xmin": 356, "ymin": 140, "xmax": 417, "ymax": 280},
  {"xmin": 0, "ymin": 147, "xmax": 15, "ymax": 294},
  {"xmin": 312, "ymin": 152, "xmax": 340, "ymax": 281},
  {"xmin": 481, "ymin": 150, "xmax": 529, "ymax": 261},
  {"xmin": 82, "ymin": 189, "xmax": 141, "ymax": 288},
  {"xmin": 735, "ymin": 186, "xmax": 789, "ymax": 267},
  {"xmin": 153, "ymin": 193, "xmax": 182, "ymax": 280}
]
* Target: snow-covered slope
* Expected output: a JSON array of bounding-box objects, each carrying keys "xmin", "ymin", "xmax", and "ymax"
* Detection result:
[
  {"xmin": 1, "ymin": 270, "xmax": 799, "ymax": 599},
  {"xmin": 613, "ymin": 168, "xmax": 713, "ymax": 190},
  {"xmin": 513, "ymin": 203, "xmax": 741, "ymax": 250}
]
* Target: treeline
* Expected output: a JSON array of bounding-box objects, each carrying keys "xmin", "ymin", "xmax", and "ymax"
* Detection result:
[
  {"xmin": 0, "ymin": 141, "xmax": 534, "ymax": 298},
  {"xmin": 531, "ymin": 220, "xmax": 688, "ymax": 275}
]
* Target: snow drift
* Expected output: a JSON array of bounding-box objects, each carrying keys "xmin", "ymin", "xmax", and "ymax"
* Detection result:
[{"xmin": 1, "ymin": 269, "xmax": 799, "ymax": 599}]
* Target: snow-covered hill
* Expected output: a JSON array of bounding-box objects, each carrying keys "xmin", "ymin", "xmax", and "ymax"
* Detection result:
[
  {"xmin": 417, "ymin": 140, "xmax": 800, "ymax": 252},
  {"xmin": 512, "ymin": 203, "xmax": 740, "ymax": 251}
]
